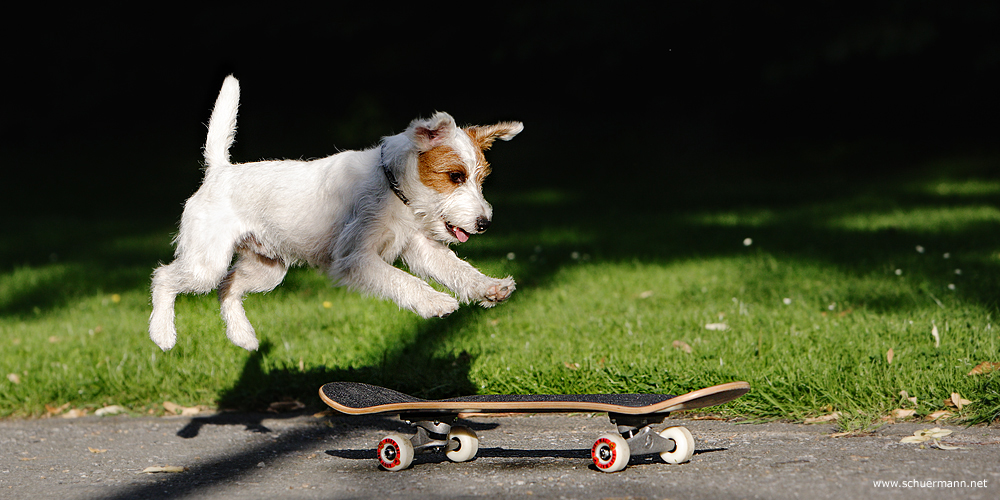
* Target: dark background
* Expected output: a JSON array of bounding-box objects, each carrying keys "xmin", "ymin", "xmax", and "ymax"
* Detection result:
[{"xmin": 2, "ymin": 2, "xmax": 998, "ymax": 221}]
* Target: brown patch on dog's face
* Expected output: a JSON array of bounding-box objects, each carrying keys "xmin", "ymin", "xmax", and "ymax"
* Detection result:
[
  {"xmin": 418, "ymin": 146, "xmax": 471, "ymax": 194},
  {"xmin": 463, "ymin": 123, "xmax": 521, "ymax": 184}
]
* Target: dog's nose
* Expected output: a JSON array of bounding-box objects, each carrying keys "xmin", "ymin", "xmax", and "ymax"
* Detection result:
[{"xmin": 476, "ymin": 216, "xmax": 491, "ymax": 233}]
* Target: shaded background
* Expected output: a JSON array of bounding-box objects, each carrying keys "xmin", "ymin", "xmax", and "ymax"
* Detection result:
[
  {"xmin": 4, "ymin": 2, "xmax": 998, "ymax": 221},
  {"xmin": 1, "ymin": 2, "xmax": 999, "ymax": 421}
]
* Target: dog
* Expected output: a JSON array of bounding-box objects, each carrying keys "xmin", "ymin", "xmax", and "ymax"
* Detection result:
[{"xmin": 149, "ymin": 76, "xmax": 521, "ymax": 351}]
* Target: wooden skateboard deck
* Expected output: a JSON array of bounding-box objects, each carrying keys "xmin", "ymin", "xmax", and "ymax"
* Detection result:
[
  {"xmin": 320, "ymin": 381, "xmax": 750, "ymax": 416},
  {"xmin": 319, "ymin": 381, "xmax": 750, "ymax": 472}
]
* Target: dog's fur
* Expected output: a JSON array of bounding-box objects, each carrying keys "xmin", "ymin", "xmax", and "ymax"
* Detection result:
[{"xmin": 149, "ymin": 76, "xmax": 521, "ymax": 351}]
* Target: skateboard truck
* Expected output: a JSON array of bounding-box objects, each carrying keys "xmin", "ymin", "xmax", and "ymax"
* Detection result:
[
  {"xmin": 402, "ymin": 415, "xmax": 463, "ymax": 454},
  {"xmin": 590, "ymin": 412, "xmax": 694, "ymax": 472},
  {"xmin": 378, "ymin": 413, "xmax": 479, "ymax": 471},
  {"xmin": 610, "ymin": 413, "xmax": 677, "ymax": 456}
]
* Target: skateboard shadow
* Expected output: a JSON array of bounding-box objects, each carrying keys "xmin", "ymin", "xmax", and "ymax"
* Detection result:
[
  {"xmin": 325, "ymin": 446, "xmax": 591, "ymax": 463},
  {"xmin": 324, "ymin": 446, "xmax": 725, "ymax": 467}
]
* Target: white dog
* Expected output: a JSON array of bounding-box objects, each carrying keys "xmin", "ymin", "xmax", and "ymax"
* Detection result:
[{"xmin": 149, "ymin": 76, "xmax": 521, "ymax": 351}]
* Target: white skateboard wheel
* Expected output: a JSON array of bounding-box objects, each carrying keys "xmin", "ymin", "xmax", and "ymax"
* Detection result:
[
  {"xmin": 659, "ymin": 426, "xmax": 694, "ymax": 464},
  {"xmin": 592, "ymin": 433, "xmax": 630, "ymax": 472},
  {"xmin": 378, "ymin": 433, "xmax": 414, "ymax": 471},
  {"xmin": 445, "ymin": 426, "xmax": 479, "ymax": 462}
]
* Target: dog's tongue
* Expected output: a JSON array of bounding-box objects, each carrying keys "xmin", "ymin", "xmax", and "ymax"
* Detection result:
[{"xmin": 452, "ymin": 226, "xmax": 470, "ymax": 243}]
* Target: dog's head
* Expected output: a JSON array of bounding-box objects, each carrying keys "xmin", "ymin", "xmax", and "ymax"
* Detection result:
[{"xmin": 396, "ymin": 112, "xmax": 522, "ymax": 244}]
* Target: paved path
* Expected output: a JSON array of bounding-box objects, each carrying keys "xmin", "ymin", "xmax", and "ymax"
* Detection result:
[{"xmin": 2, "ymin": 412, "xmax": 997, "ymax": 499}]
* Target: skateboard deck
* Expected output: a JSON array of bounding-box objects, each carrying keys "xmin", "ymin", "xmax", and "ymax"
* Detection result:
[
  {"xmin": 319, "ymin": 381, "xmax": 749, "ymax": 472},
  {"xmin": 320, "ymin": 381, "xmax": 749, "ymax": 416}
]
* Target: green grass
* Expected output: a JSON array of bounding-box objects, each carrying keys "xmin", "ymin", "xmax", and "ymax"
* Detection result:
[{"xmin": 2, "ymin": 145, "xmax": 999, "ymax": 428}]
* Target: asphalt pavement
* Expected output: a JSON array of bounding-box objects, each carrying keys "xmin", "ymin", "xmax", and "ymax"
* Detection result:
[{"xmin": 2, "ymin": 410, "xmax": 998, "ymax": 499}]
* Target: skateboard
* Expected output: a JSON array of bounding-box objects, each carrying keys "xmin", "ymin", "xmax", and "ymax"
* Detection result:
[{"xmin": 319, "ymin": 381, "xmax": 750, "ymax": 472}]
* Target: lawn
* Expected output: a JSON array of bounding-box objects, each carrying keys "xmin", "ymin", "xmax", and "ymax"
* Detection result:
[{"xmin": 1, "ymin": 138, "xmax": 998, "ymax": 428}]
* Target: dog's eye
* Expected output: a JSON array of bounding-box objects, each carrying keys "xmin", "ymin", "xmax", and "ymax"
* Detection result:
[{"xmin": 449, "ymin": 172, "xmax": 466, "ymax": 184}]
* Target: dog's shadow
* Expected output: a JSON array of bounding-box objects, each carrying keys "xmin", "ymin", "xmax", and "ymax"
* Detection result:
[{"xmin": 178, "ymin": 315, "xmax": 483, "ymax": 438}]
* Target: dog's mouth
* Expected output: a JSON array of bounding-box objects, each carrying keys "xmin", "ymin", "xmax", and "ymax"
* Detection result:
[{"xmin": 444, "ymin": 221, "xmax": 471, "ymax": 243}]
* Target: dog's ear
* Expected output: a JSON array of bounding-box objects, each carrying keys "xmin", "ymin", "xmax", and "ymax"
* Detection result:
[
  {"xmin": 410, "ymin": 112, "xmax": 457, "ymax": 151},
  {"xmin": 465, "ymin": 121, "xmax": 524, "ymax": 151}
]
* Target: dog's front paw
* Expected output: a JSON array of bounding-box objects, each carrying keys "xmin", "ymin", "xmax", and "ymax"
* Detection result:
[
  {"xmin": 415, "ymin": 292, "xmax": 460, "ymax": 319},
  {"xmin": 480, "ymin": 276, "xmax": 516, "ymax": 307}
]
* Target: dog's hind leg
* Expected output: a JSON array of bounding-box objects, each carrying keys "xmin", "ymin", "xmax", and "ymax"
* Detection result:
[
  {"xmin": 150, "ymin": 222, "xmax": 235, "ymax": 351},
  {"xmin": 149, "ymin": 255, "xmax": 231, "ymax": 351},
  {"xmin": 149, "ymin": 263, "xmax": 184, "ymax": 351},
  {"xmin": 218, "ymin": 251, "xmax": 289, "ymax": 351}
]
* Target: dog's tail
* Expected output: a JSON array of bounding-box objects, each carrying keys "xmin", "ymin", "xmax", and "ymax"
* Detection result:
[{"xmin": 204, "ymin": 75, "xmax": 240, "ymax": 169}]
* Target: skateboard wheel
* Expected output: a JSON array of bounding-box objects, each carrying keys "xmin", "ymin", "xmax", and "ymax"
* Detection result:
[
  {"xmin": 592, "ymin": 433, "xmax": 630, "ymax": 473},
  {"xmin": 658, "ymin": 426, "xmax": 694, "ymax": 464},
  {"xmin": 445, "ymin": 426, "xmax": 479, "ymax": 463},
  {"xmin": 378, "ymin": 433, "xmax": 414, "ymax": 471}
]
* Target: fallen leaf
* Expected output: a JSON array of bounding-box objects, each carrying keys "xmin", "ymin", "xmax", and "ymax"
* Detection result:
[
  {"xmin": 892, "ymin": 409, "xmax": 917, "ymax": 419},
  {"xmin": 672, "ymin": 340, "xmax": 693, "ymax": 353},
  {"xmin": 931, "ymin": 324, "xmax": 940, "ymax": 347},
  {"xmin": 967, "ymin": 361, "xmax": 1000, "ymax": 376},
  {"xmin": 886, "ymin": 348, "xmax": 894, "ymax": 364},
  {"xmin": 899, "ymin": 390, "xmax": 918, "ymax": 405},
  {"xmin": 705, "ymin": 323, "xmax": 728, "ymax": 331},
  {"xmin": 141, "ymin": 466, "xmax": 187, "ymax": 473},
  {"xmin": 804, "ymin": 412, "xmax": 841, "ymax": 424},
  {"xmin": 88, "ymin": 447, "xmax": 108, "ymax": 454},
  {"xmin": 312, "ymin": 409, "xmax": 336, "ymax": 418},
  {"xmin": 61, "ymin": 408, "xmax": 87, "ymax": 419},
  {"xmin": 900, "ymin": 428, "xmax": 961, "ymax": 449},
  {"xmin": 163, "ymin": 401, "xmax": 202, "ymax": 416},
  {"xmin": 95, "ymin": 405, "xmax": 125, "ymax": 417},
  {"xmin": 45, "ymin": 402, "xmax": 70, "ymax": 416},
  {"xmin": 944, "ymin": 393, "xmax": 971, "ymax": 410},
  {"xmin": 900, "ymin": 427, "xmax": 953, "ymax": 443},
  {"xmin": 563, "ymin": 362, "xmax": 581, "ymax": 370},
  {"xmin": 7, "ymin": 373, "xmax": 21, "ymax": 384},
  {"xmin": 925, "ymin": 410, "xmax": 953, "ymax": 421}
]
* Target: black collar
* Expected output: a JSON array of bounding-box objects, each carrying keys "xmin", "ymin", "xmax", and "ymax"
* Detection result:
[{"xmin": 381, "ymin": 144, "xmax": 410, "ymax": 205}]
